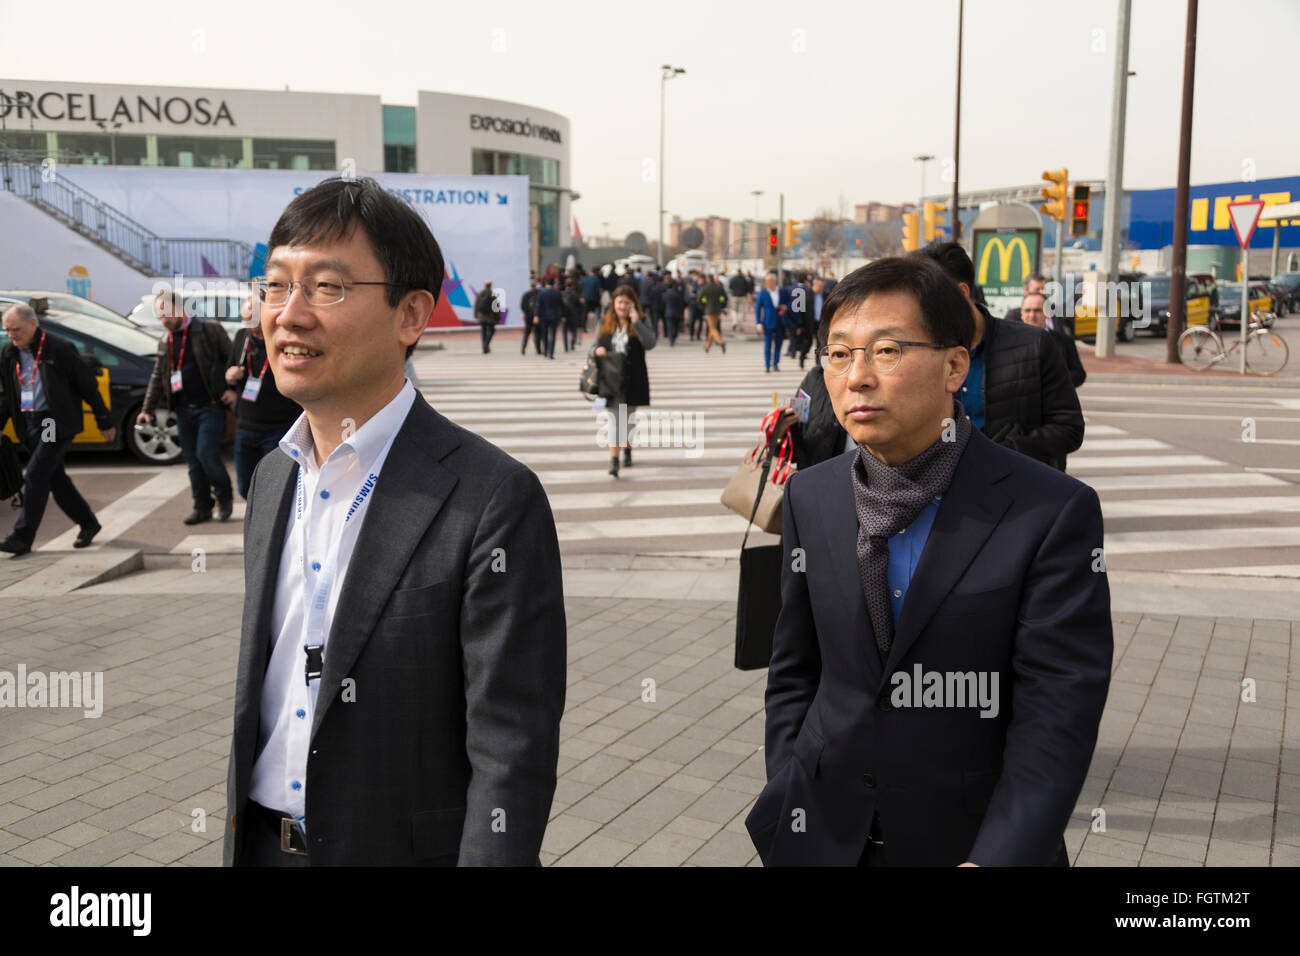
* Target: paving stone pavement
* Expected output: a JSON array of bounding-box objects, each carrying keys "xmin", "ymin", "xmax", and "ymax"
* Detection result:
[{"xmin": 0, "ymin": 561, "xmax": 1295, "ymax": 866}]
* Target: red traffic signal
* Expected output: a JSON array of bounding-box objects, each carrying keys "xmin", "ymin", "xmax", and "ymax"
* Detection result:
[
  {"xmin": 1073, "ymin": 201, "xmax": 1087, "ymax": 219},
  {"xmin": 768, "ymin": 226, "xmax": 779, "ymax": 249}
]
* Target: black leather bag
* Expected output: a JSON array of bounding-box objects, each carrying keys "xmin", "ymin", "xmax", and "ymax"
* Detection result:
[
  {"xmin": 0, "ymin": 434, "xmax": 24, "ymax": 509},
  {"xmin": 734, "ymin": 430, "xmax": 785, "ymax": 670}
]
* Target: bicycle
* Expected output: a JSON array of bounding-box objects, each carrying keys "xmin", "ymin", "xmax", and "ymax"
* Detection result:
[{"xmin": 1177, "ymin": 312, "xmax": 1289, "ymax": 376}]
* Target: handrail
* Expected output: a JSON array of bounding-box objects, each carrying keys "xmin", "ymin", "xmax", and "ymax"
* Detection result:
[{"xmin": 0, "ymin": 145, "xmax": 255, "ymax": 278}]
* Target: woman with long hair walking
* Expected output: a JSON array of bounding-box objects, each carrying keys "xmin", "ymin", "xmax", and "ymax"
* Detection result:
[{"xmin": 594, "ymin": 284, "xmax": 657, "ymax": 477}]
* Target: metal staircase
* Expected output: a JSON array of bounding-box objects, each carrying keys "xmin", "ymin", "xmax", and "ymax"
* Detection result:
[{"xmin": 0, "ymin": 147, "xmax": 255, "ymax": 279}]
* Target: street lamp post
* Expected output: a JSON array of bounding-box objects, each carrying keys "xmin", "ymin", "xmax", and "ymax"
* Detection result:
[
  {"xmin": 658, "ymin": 64, "xmax": 685, "ymax": 268},
  {"xmin": 750, "ymin": 190, "xmax": 764, "ymax": 258},
  {"xmin": 914, "ymin": 154, "xmax": 935, "ymax": 245}
]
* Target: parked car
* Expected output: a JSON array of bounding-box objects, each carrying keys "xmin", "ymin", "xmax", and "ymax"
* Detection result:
[
  {"xmin": 1216, "ymin": 282, "xmax": 1274, "ymax": 330},
  {"xmin": 0, "ymin": 300, "xmax": 234, "ymax": 464},
  {"xmin": 1270, "ymin": 272, "xmax": 1300, "ymax": 311},
  {"xmin": 125, "ymin": 283, "xmax": 251, "ymax": 336},
  {"xmin": 1070, "ymin": 271, "xmax": 1145, "ymax": 343},
  {"xmin": 1132, "ymin": 273, "xmax": 1215, "ymax": 336},
  {"xmin": 0, "ymin": 290, "xmax": 134, "ymax": 327},
  {"xmin": 1249, "ymin": 276, "xmax": 1289, "ymax": 317}
]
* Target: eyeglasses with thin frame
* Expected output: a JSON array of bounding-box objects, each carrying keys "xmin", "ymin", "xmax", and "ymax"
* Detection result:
[
  {"xmin": 816, "ymin": 339, "xmax": 955, "ymax": 375},
  {"xmin": 253, "ymin": 276, "xmax": 399, "ymax": 307}
]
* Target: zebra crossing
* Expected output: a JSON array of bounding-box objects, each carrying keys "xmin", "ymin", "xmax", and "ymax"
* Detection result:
[
  {"xmin": 415, "ymin": 337, "xmax": 1300, "ymax": 576},
  {"xmin": 46, "ymin": 334, "xmax": 1300, "ymax": 579}
]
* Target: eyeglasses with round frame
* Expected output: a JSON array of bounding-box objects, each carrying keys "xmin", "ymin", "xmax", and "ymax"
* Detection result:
[
  {"xmin": 815, "ymin": 339, "xmax": 955, "ymax": 375},
  {"xmin": 252, "ymin": 276, "xmax": 399, "ymax": 307}
]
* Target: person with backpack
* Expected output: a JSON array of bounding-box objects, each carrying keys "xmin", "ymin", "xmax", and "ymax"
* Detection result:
[{"xmin": 474, "ymin": 281, "xmax": 499, "ymax": 354}]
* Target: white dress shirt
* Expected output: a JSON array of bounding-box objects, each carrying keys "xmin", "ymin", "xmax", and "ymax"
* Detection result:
[
  {"xmin": 767, "ymin": 288, "xmax": 780, "ymax": 310},
  {"xmin": 248, "ymin": 379, "xmax": 416, "ymax": 821}
]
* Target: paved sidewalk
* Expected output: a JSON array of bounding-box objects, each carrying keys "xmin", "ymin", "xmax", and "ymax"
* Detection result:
[{"xmin": 0, "ymin": 559, "xmax": 1295, "ymax": 866}]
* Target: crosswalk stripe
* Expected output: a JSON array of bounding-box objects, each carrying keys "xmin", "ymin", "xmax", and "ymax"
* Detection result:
[
  {"xmin": 1080, "ymin": 472, "xmax": 1288, "ymax": 492},
  {"xmin": 1103, "ymin": 526, "xmax": 1300, "ymax": 555},
  {"xmin": 1103, "ymin": 496, "xmax": 1300, "ymax": 519},
  {"xmin": 1067, "ymin": 454, "xmax": 1223, "ymax": 471}
]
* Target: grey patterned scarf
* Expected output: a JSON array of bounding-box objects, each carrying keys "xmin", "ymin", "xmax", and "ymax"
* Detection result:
[{"xmin": 851, "ymin": 401, "xmax": 972, "ymax": 659}]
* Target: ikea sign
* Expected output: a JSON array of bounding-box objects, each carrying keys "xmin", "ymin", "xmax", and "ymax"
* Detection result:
[{"xmin": 1129, "ymin": 175, "xmax": 1300, "ymax": 249}]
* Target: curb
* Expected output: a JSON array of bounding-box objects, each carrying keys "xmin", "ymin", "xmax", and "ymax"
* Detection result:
[{"xmin": 1084, "ymin": 373, "xmax": 1300, "ymax": 388}]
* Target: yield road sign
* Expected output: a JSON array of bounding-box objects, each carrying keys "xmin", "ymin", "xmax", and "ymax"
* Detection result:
[{"xmin": 1227, "ymin": 199, "xmax": 1265, "ymax": 249}]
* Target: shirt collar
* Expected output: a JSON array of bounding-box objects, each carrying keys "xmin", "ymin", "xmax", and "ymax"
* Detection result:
[{"xmin": 279, "ymin": 378, "xmax": 416, "ymax": 475}]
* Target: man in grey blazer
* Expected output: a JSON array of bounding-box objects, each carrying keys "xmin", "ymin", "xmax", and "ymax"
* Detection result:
[{"xmin": 224, "ymin": 176, "xmax": 567, "ymax": 866}]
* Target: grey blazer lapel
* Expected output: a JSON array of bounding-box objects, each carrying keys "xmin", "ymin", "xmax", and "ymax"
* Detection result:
[
  {"xmin": 886, "ymin": 432, "xmax": 1014, "ymax": 674},
  {"xmin": 310, "ymin": 394, "xmax": 461, "ymax": 739}
]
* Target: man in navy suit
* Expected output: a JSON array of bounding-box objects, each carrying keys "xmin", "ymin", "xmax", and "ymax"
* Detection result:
[
  {"xmin": 535, "ymin": 277, "xmax": 565, "ymax": 359},
  {"xmin": 754, "ymin": 271, "xmax": 794, "ymax": 373},
  {"xmin": 744, "ymin": 256, "xmax": 1111, "ymax": 866}
]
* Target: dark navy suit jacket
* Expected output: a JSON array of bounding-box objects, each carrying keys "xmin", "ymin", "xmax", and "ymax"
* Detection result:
[{"xmin": 744, "ymin": 427, "xmax": 1112, "ymax": 866}]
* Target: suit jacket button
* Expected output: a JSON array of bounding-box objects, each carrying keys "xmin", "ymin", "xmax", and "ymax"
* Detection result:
[
  {"xmin": 862, "ymin": 772, "xmax": 876, "ymax": 789},
  {"xmin": 877, "ymin": 691, "xmax": 893, "ymax": 712}
]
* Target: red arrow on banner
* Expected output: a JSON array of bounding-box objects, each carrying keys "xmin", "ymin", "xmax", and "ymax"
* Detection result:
[{"xmin": 1226, "ymin": 199, "xmax": 1265, "ymax": 250}]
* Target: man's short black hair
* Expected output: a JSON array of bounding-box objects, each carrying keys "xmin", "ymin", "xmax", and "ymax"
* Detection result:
[
  {"xmin": 267, "ymin": 176, "xmax": 444, "ymax": 359},
  {"xmin": 913, "ymin": 240, "xmax": 975, "ymax": 289},
  {"xmin": 817, "ymin": 256, "xmax": 974, "ymax": 351}
]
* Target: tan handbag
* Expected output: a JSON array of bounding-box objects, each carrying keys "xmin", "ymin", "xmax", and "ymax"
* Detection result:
[{"xmin": 720, "ymin": 412, "xmax": 796, "ymax": 535}]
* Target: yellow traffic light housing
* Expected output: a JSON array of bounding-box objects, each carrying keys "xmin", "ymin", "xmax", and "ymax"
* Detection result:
[
  {"xmin": 923, "ymin": 202, "xmax": 947, "ymax": 242},
  {"xmin": 785, "ymin": 219, "xmax": 803, "ymax": 248},
  {"xmin": 901, "ymin": 211, "xmax": 919, "ymax": 252},
  {"xmin": 1040, "ymin": 168, "xmax": 1069, "ymax": 221}
]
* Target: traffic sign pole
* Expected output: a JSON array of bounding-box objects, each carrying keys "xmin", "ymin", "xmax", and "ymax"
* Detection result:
[{"xmin": 1227, "ymin": 200, "xmax": 1265, "ymax": 375}]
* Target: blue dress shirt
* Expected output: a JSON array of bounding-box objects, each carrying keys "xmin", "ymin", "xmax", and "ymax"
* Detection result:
[{"xmin": 887, "ymin": 496, "xmax": 942, "ymax": 628}]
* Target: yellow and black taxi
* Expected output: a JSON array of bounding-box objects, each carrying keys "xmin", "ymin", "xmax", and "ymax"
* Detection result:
[
  {"xmin": 1134, "ymin": 273, "xmax": 1215, "ymax": 336},
  {"xmin": 1215, "ymin": 282, "xmax": 1275, "ymax": 331},
  {"xmin": 0, "ymin": 297, "xmax": 184, "ymax": 464}
]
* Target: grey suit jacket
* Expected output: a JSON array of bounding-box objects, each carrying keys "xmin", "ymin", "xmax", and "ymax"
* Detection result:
[{"xmin": 223, "ymin": 392, "xmax": 567, "ymax": 865}]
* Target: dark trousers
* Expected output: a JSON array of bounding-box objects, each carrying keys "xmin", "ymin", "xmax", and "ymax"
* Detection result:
[
  {"xmin": 175, "ymin": 403, "xmax": 232, "ymax": 511},
  {"xmin": 763, "ymin": 328, "xmax": 785, "ymax": 369},
  {"xmin": 519, "ymin": 317, "xmax": 535, "ymax": 353},
  {"xmin": 479, "ymin": 322, "xmax": 496, "ymax": 352},
  {"xmin": 11, "ymin": 416, "xmax": 95, "ymax": 545},
  {"xmin": 562, "ymin": 317, "xmax": 579, "ymax": 351},
  {"xmin": 233, "ymin": 426, "xmax": 284, "ymax": 501},
  {"xmin": 541, "ymin": 319, "xmax": 559, "ymax": 357},
  {"xmin": 689, "ymin": 308, "xmax": 704, "ymax": 339},
  {"xmin": 664, "ymin": 314, "xmax": 680, "ymax": 344}
]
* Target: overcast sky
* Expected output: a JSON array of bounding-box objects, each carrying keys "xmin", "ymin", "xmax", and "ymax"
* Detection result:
[{"xmin": 4, "ymin": 0, "xmax": 1296, "ymax": 239}]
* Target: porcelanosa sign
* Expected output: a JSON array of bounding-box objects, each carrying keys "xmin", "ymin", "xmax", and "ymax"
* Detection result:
[{"xmin": 0, "ymin": 88, "xmax": 235, "ymax": 127}]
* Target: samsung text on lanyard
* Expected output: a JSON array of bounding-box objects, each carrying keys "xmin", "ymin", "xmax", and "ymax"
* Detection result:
[
  {"xmin": 297, "ymin": 466, "xmax": 379, "ymax": 686},
  {"xmin": 17, "ymin": 331, "xmax": 45, "ymax": 412}
]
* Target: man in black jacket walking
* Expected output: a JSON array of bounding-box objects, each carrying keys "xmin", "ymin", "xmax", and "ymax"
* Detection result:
[
  {"xmin": 914, "ymin": 244, "xmax": 1083, "ymax": 471},
  {"xmin": 535, "ymin": 277, "xmax": 565, "ymax": 359},
  {"xmin": 137, "ymin": 290, "xmax": 236, "ymax": 523},
  {"xmin": 1, "ymin": 304, "xmax": 115, "ymax": 553}
]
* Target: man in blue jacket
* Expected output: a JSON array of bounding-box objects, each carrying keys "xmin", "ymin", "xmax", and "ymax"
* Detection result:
[
  {"xmin": 745, "ymin": 256, "xmax": 1111, "ymax": 866},
  {"xmin": 754, "ymin": 271, "xmax": 794, "ymax": 373}
]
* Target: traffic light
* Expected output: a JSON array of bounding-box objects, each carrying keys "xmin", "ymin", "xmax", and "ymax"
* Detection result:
[
  {"xmin": 768, "ymin": 226, "xmax": 779, "ymax": 251},
  {"xmin": 1040, "ymin": 168, "xmax": 1069, "ymax": 221},
  {"xmin": 1070, "ymin": 184, "xmax": 1091, "ymax": 238},
  {"xmin": 923, "ymin": 202, "xmax": 947, "ymax": 242},
  {"xmin": 785, "ymin": 219, "xmax": 803, "ymax": 248},
  {"xmin": 901, "ymin": 212, "xmax": 919, "ymax": 251}
]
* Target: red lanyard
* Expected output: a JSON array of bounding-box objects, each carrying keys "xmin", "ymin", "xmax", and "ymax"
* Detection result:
[
  {"xmin": 747, "ymin": 409, "xmax": 794, "ymax": 485},
  {"xmin": 169, "ymin": 322, "xmax": 190, "ymax": 373},
  {"xmin": 246, "ymin": 353, "xmax": 269, "ymax": 378},
  {"xmin": 16, "ymin": 331, "xmax": 45, "ymax": 388}
]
